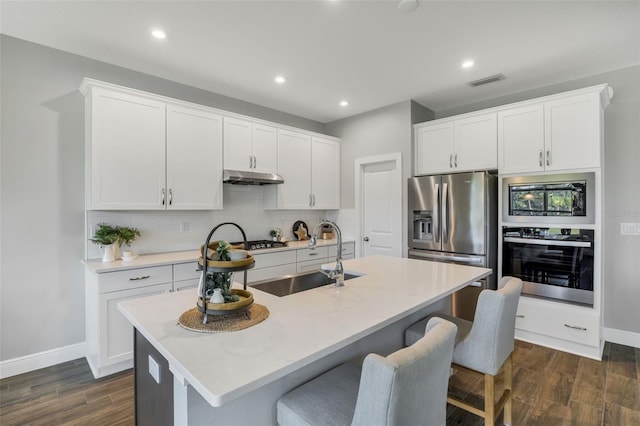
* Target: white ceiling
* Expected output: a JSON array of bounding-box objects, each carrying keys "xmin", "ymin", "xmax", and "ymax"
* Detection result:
[{"xmin": 2, "ymin": 1, "xmax": 639, "ymax": 123}]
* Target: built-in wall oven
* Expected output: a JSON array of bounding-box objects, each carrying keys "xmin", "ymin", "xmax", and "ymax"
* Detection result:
[{"xmin": 502, "ymin": 227, "xmax": 594, "ymax": 306}]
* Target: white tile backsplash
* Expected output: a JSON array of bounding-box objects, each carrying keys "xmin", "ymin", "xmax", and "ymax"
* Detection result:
[{"xmin": 85, "ymin": 185, "xmax": 330, "ymax": 259}]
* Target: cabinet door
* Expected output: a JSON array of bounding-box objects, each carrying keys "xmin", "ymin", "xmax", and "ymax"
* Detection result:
[
  {"xmin": 276, "ymin": 130, "xmax": 312, "ymax": 209},
  {"xmin": 414, "ymin": 122, "xmax": 454, "ymax": 175},
  {"xmin": 100, "ymin": 283, "xmax": 172, "ymax": 367},
  {"xmin": 223, "ymin": 117, "xmax": 253, "ymax": 172},
  {"xmin": 454, "ymin": 113, "xmax": 497, "ymax": 171},
  {"xmin": 167, "ymin": 105, "xmax": 223, "ymax": 209},
  {"xmin": 545, "ymin": 93, "xmax": 601, "ymax": 171},
  {"xmin": 311, "ymin": 137, "xmax": 340, "ymax": 209},
  {"xmin": 498, "ymin": 104, "xmax": 545, "ymax": 174},
  {"xmin": 252, "ymin": 123, "xmax": 278, "ymax": 174},
  {"xmin": 89, "ymin": 88, "xmax": 166, "ymax": 210}
]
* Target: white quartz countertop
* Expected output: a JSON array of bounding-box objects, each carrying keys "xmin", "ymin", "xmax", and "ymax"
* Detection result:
[
  {"xmin": 83, "ymin": 238, "xmax": 351, "ymax": 273},
  {"xmin": 118, "ymin": 255, "xmax": 490, "ymax": 407}
]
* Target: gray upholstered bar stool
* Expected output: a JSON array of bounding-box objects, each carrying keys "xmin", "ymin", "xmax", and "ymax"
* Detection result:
[
  {"xmin": 404, "ymin": 277, "xmax": 523, "ymax": 426},
  {"xmin": 277, "ymin": 317, "xmax": 457, "ymax": 426}
]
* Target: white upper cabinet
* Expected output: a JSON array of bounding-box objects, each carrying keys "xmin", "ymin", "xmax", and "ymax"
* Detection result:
[
  {"xmin": 275, "ymin": 130, "xmax": 313, "ymax": 209},
  {"xmin": 166, "ymin": 104, "xmax": 223, "ymax": 210},
  {"xmin": 544, "ymin": 92, "xmax": 602, "ymax": 171},
  {"xmin": 85, "ymin": 87, "xmax": 167, "ymax": 210},
  {"xmin": 82, "ymin": 79, "xmax": 223, "ymax": 210},
  {"xmin": 223, "ymin": 117, "xmax": 277, "ymax": 174},
  {"xmin": 415, "ymin": 122, "xmax": 453, "ymax": 175},
  {"xmin": 311, "ymin": 136, "xmax": 340, "ymax": 210},
  {"xmin": 498, "ymin": 86, "xmax": 610, "ymax": 174},
  {"xmin": 497, "ymin": 105, "xmax": 545, "ymax": 174},
  {"xmin": 454, "ymin": 113, "xmax": 498, "ymax": 171},
  {"xmin": 414, "ymin": 112, "xmax": 497, "ymax": 175},
  {"xmin": 275, "ymin": 130, "xmax": 340, "ymax": 210}
]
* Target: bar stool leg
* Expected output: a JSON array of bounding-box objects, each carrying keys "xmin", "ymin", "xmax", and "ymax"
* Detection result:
[
  {"xmin": 504, "ymin": 354, "xmax": 513, "ymax": 425},
  {"xmin": 485, "ymin": 372, "xmax": 495, "ymax": 425}
]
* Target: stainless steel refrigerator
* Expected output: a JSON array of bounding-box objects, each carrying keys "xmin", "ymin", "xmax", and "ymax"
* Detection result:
[{"xmin": 408, "ymin": 171, "xmax": 498, "ymax": 321}]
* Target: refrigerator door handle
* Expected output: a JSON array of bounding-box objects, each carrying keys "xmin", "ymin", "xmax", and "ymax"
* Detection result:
[
  {"xmin": 433, "ymin": 183, "xmax": 440, "ymax": 243},
  {"xmin": 441, "ymin": 182, "xmax": 449, "ymax": 241}
]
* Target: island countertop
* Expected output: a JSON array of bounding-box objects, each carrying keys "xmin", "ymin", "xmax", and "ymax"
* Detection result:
[{"xmin": 118, "ymin": 255, "xmax": 490, "ymax": 408}]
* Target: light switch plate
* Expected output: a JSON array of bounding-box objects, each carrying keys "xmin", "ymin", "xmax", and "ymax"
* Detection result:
[{"xmin": 148, "ymin": 355, "xmax": 160, "ymax": 384}]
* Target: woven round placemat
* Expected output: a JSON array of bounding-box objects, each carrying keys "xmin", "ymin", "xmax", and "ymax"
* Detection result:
[{"xmin": 178, "ymin": 304, "xmax": 269, "ymax": 333}]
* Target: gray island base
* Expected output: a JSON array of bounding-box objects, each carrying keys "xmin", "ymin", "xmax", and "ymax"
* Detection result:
[{"xmin": 118, "ymin": 255, "xmax": 491, "ymax": 425}]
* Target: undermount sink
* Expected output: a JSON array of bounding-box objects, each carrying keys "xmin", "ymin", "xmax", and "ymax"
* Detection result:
[{"xmin": 250, "ymin": 270, "xmax": 361, "ymax": 297}]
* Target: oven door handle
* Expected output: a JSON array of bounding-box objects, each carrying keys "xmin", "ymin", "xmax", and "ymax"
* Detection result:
[
  {"xmin": 408, "ymin": 250, "xmax": 485, "ymax": 265},
  {"xmin": 504, "ymin": 237, "xmax": 591, "ymax": 248}
]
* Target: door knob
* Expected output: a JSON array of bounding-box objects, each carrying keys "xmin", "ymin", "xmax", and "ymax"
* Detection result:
[{"xmin": 363, "ymin": 236, "xmax": 369, "ymax": 242}]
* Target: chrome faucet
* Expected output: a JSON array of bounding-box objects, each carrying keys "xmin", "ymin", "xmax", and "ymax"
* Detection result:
[{"xmin": 309, "ymin": 220, "xmax": 344, "ymax": 287}]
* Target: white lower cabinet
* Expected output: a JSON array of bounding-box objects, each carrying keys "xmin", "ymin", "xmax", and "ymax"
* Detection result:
[
  {"xmin": 515, "ymin": 296, "xmax": 601, "ymax": 359},
  {"xmin": 85, "ymin": 265, "xmax": 173, "ymax": 378},
  {"xmin": 85, "ymin": 241, "xmax": 356, "ymax": 378},
  {"xmin": 173, "ymin": 261, "xmax": 201, "ymax": 292}
]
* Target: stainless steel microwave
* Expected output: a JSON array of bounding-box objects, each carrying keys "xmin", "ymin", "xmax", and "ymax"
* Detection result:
[{"xmin": 502, "ymin": 172, "xmax": 595, "ymax": 225}]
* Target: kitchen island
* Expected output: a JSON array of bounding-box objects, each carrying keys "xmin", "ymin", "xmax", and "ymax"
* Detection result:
[{"xmin": 118, "ymin": 255, "xmax": 491, "ymax": 425}]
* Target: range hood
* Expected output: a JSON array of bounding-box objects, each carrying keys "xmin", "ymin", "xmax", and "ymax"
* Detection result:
[{"xmin": 223, "ymin": 169, "xmax": 284, "ymax": 185}]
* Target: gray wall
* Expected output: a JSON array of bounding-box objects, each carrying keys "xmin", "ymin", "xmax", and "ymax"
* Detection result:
[
  {"xmin": 324, "ymin": 100, "xmax": 433, "ymax": 257},
  {"xmin": 325, "ymin": 100, "xmax": 433, "ymax": 209},
  {"xmin": 436, "ymin": 65, "xmax": 640, "ymax": 336},
  {"xmin": 0, "ymin": 35, "xmax": 324, "ymax": 362}
]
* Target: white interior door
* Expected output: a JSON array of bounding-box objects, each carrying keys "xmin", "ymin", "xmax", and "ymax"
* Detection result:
[{"xmin": 356, "ymin": 153, "xmax": 402, "ymax": 257}]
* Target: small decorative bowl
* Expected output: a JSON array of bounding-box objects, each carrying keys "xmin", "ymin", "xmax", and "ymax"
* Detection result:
[{"xmin": 228, "ymin": 249, "xmax": 248, "ymax": 261}]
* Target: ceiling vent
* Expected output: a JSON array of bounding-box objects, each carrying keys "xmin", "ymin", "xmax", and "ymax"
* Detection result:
[{"xmin": 467, "ymin": 73, "xmax": 506, "ymax": 87}]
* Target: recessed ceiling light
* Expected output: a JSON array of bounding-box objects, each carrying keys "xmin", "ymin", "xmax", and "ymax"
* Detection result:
[
  {"xmin": 462, "ymin": 60, "xmax": 475, "ymax": 69},
  {"xmin": 275, "ymin": 76, "xmax": 286, "ymax": 84},
  {"xmin": 340, "ymin": 100, "xmax": 349, "ymax": 107},
  {"xmin": 151, "ymin": 29, "xmax": 167, "ymax": 40}
]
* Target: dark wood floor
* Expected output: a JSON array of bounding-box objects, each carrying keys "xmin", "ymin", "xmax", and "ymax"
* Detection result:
[{"xmin": 1, "ymin": 341, "xmax": 638, "ymax": 425}]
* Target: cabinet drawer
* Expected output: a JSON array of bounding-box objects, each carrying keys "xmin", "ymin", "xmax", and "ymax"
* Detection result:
[
  {"xmin": 252, "ymin": 250, "xmax": 297, "ymax": 269},
  {"xmin": 173, "ymin": 261, "xmax": 201, "ymax": 282},
  {"xmin": 515, "ymin": 296, "xmax": 600, "ymax": 347},
  {"xmin": 297, "ymin": 258, "xmax": 331, "ymax": 273},
  {"xmin": 97, "ymin": 265, "xmax": 172, "ymax": 294},
  {"xmin": 174, "ymin": 278, "xmax": 199, "ymax": 292},
  {"xmin": 328, "ymin": 242, "xmax": 355, "ymax": 257},
  {"xmin": 297, "ymin": 247, "xmax": 329, "ymax": 262},
  {"xmin": 248, "ymin": 264, "xmax": 297, "ymax": 284}
]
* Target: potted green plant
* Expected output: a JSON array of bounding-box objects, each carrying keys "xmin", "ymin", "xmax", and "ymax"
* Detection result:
[
  {"xmin": 116, "ymin": 226, "xmax": 141, "ymax": 247},
  {"xmin": 203, "ymin": 241, "xmax": 240, "ymax": 303},
  {"xmin": 90, "ymin": 223, "xmax": 141, "ymax": 262}
]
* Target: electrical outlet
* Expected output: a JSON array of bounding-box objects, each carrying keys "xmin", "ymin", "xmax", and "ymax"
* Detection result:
[
  {"xmin": 180, "ymin": 222, "xmax": 189, "ymax": 233},
  {"xmin": 148, "ymin": 355, "xmax": 160, "ymax": 384},
  {"xmin": 620, "ymin": 223, "xmax": 637, "ymax": 236}
]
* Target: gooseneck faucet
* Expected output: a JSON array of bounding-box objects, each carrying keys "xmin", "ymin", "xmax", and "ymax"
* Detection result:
[{"xmin": 309, "ymin": 220, "xmax": 344, "ymax": 287}]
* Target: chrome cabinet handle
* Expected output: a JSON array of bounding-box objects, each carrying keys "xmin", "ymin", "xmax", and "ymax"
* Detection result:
[
  {"xmin": 169, "ymin": 188, "xmax": 172, "ymax": 205},
  {"xmin": 538, "ymin": 150, "xmax": 543, "ymax": 167},
  {"xmin": 564, "ymin": 324, "xmax": 587, "ymax": 331},
  {"xmin": 449, "ymin": 154, "xmax": 453, "ymax": 168},
  {"xmin": 161, "ymin": 188, "xmax": 166, "ymax": 205},
  {"xmin": 128, "ymin": 275, "xmax": 150, "ymax": 281},
  {"xmin": 364, "ymin": 236, "xmax": 369, "ymax": 242},
  {"xmin": 312, "ymin": 194, "xmax": 316, "ymax": 207},
  {"xmin": 309, "ymin": 194, "xmax": 313, "ymax": 207},
  {"xmin": 454, "ymin": 153, "xmax": 458, "ymax": 168},
  {"xmin": 546, "ymin": 149, "xmax": 551, "ymax": 166},
  {"xmin": 253, "ymin": 156, "xmax": 257, "ymax": 168},
  {"xmin": 249, "ymin": 155, "xmax": 253, "ymax": 168},
  {"xmin": 516, "ymin": 314, "xmax": 525, "ymax": 318}
]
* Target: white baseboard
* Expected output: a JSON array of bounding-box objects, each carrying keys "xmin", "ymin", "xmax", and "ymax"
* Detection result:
[
  {"xmin": 604, "ymin": 327, "xmax": 640, "ymax": 349},
  {"xmin": 0, "ymin": 342, "xmax": 86, "ymax": 379}
]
